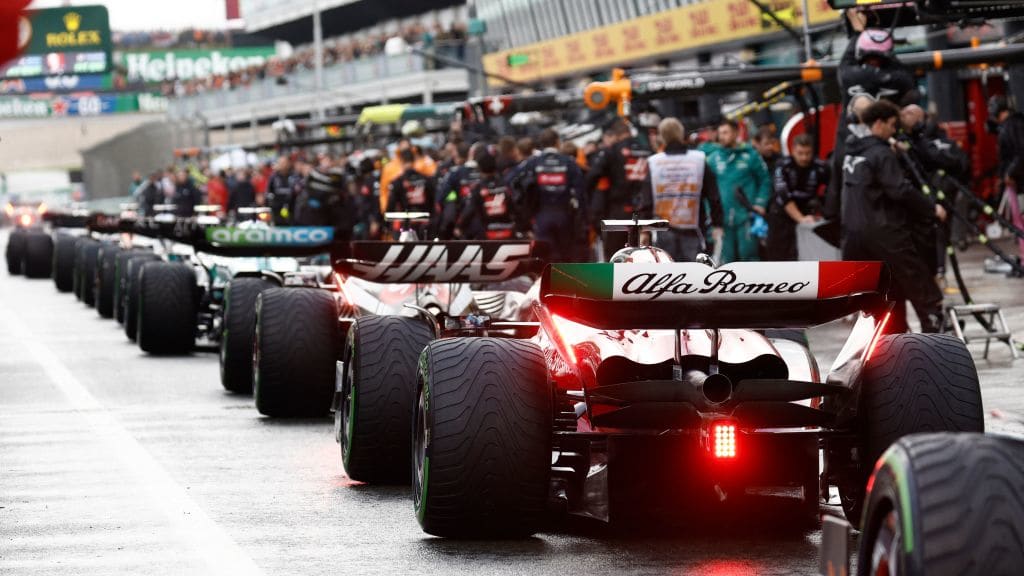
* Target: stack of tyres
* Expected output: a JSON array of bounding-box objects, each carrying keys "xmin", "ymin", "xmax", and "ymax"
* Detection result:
[{"xmin": 52, "ymin": 234, "xmax": 77, "ymax": 292}]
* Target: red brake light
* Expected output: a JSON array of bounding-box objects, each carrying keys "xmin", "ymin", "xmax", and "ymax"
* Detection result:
[
  {"xmin": 548, "ymin": 313, "xmax": 578, "ymax": 364},
  {"xmin": 19, "ymin": 213, "xmax": 33, "ymax": 227},
  {"xmin": 863, "ymin": 311, "xmax": 892, "ymax": 363},
  {"xmin": 713, "ymin": 424, "xmax": 737, "ymax": 459}
]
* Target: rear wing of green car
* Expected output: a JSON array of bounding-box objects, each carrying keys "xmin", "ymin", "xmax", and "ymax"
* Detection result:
[{"xmin": 540, "ymin": 261, "xmax": 889, "ymax": 329}]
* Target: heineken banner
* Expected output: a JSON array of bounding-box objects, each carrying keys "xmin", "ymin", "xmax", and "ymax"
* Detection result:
[
  {"xmin": 117, "ymin": 47, "xmax": 277, "ymax": 84},
  {"xmin": 0, "ymin": 92, "xmax": 169, "ymax": 118}
]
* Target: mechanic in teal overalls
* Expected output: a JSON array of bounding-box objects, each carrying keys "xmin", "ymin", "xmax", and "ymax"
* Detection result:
[{"xmin": 701, "ymin": 119, "xmax": 772, "ymax": 263}]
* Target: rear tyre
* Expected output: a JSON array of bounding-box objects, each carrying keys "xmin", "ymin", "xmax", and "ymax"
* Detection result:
[
  {"xmin": 22, "ymin": 232, "xmax": 53, "ymax": 278},
  {"xmin": 78, "ymin": 241, "xmax": 102, "ymax": 307},
  {"xmin": 72, "ymin": 238, "xmax": 95, "ymax": 300},
  {"xmin": 137, "ymin": 262, "xmax": 196, "ymax": 355},
  {"xmin": 114, "ymin": 249, "xmax": 148, "ymax": 324},
  {"xmin": 220, "ymin": 277, "xmax": 278, "ymax": 393},
  {"xmin": 857, "ymin": 433, "xmax": 1024, "ymax": 576},
  {"xmin": 123, "ymin": 254, "xmax": 161, "ymax": 341},
  {"xmin": 6, "ymin": 228, "xmax": 26, "ymax": 275},
  {"xmin": 253, "ymin": 288, "xmax": 338, "ymax": 417},
  {"xmin": 839, "ymin": 333, "xmax": 984, "ymax": 524},
  {"xmin": 340, "ymin": 315, "xmax": 434, "ymax": 483},
  {"xmin": 414, "ymin": 338, "xmax": 551, "ymax": 538},
  {"xmin": 53, "ymin": 234, "xmax": 77, "ymax": 292},
  {"xmin": 95, "ymin": 244, "xmax": 120, "ymax": 317}
]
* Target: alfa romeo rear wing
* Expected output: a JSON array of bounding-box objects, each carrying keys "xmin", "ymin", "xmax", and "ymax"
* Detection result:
[
  {"xmin": 540, "ymin": 261, "xmax": 889, "ymax": 329},
  {"xmin": 334, "ymin": 240, "xmax": 547, "ymax": 284}
]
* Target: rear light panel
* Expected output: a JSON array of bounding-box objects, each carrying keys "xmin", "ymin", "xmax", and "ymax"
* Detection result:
[
  {"xmin": 702, "ymin": 419, "xmax": 739, "ymax": 460},
  {"xmin": 713, "ymin": 424, "xmax": 737, "ymax": 459}
]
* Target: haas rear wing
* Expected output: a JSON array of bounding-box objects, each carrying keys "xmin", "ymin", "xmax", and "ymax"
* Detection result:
[
  {"xmin": 541, "ymin": 261, "xmax": 889, "ymax": 329},
  {"xmin": 335, "ymin": 241, "xmax": 547, "ymax": 284}
]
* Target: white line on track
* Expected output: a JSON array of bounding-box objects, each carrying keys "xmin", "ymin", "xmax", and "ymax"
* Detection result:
[{"xmin": 0, "ymin": 303, "xmax": 264, "ymax": 576}]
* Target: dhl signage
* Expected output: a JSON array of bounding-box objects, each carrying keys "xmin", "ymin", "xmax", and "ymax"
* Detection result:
[{"xmin": 484, "ymin": 0, "xmax": 838, "ymax": 84}]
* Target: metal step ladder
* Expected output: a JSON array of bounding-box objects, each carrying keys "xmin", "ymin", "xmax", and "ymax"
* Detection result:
[{"xmin": 947, "ymin": 303, "xmax": 1020, "ymax": 359}]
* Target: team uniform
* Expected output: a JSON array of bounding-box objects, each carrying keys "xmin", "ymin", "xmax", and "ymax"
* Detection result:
[
  {"xmin": 458, "ymin": 174, "xmax": 516, "ymax": 241},
  {"xmin": 701, "ymin": 142, "xmax": 772, "ymax": 263},
  {"xmin": 841, "ymin": 135, "xmax": 943, "ymax": 333},
  {"xmin": 386, "ymin": 167, "xmax": 436, "ymax": 239},
  {"xmin": 435, "ymin": 163, "xmax": 481, "ymax": 240},
  {"xmin": 266, "ymin": 170, "xmax": 303, "ymax": 225},
  {"xmin": 586, "ymin": 138, "xmax": 653, "ymax": 260},
  {"xmin": 511, "ymin": 148, "xmax": 587, "ymax": 263},
  {"xmin": 766, "ymin": 157, "xmax": 830, "ymax": 261},
  {"xmin": 643, "ymin": 142, "xmax": 723, "ymax": 262}
]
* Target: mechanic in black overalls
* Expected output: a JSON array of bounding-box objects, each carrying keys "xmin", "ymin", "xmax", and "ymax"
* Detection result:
[
  {"xmin": 841, "ymin": 100, "xmax": 944, "ymax": 333},
  {"xmin": 386, "ymin": 148, "xmax": 436, "ymax": 239},
  {"xmin": 266, "ymin": 156, "xmax": 302, "ymax": 225},
  {"xmin": 351, "ymin": 157, "xmax": 382, "ymax": 240},
  {"xmin": 457, "ymin": 148, "xmax": 516, "ymax": 241},
  {"xmin": 510, "ymin": 129, "xmax": 586, "ymax": 263},
  {"xmin": 435, "ymin": 142, "xmax": 481, "ymax": 240},
  {"xmin": 586, "ymin": 119, "xmax": 652, "ymax": 260},
  {"xmin": 825, "ymin": 18, "xmax": 919, "ymax": 224},
  {"xmin": 766, "ymin": 134, "xmax": 830, "ymax": 261}
]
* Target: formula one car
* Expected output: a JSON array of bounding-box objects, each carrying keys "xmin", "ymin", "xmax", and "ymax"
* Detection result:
[
  {"xmin": 821, "ymin": 432, "xmax": 1024, "ymax": 576},
  {"xmin": 409, "ymin": 220, "xmax": 985, "ymax": 537},
  {"xmin": 5, "ymin": 201, "xmax": 53, "ymax": 278},
  {"xmin": 253, "ymin": 216, "xmax": 545, "ymax": 432},
  {"xmin": 113, "ymin": 213, "xmax": 340, "ymax": 366}
]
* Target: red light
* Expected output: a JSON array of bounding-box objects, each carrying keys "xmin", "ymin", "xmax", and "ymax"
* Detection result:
[
  {"xmin": 863, "ymin": 311, "xmax": 892, "ymax": 363},
  {"xmin": 548, "ymin": 313, "xmax": 577, "ymax": 364},
  {"xmin": 18, "ymin": 213, "xmax": 33, "ymax": 227},
  {"xmin": 258, "ymin": 211, "xmax": 271, "ymax": 222},
  {"xmin": 533, "ymin": 304, "xmax": 577, "ymax": 366},
  {"xmin": 713, "ymin": 424, "xmax": 736, "ymax": 459}
]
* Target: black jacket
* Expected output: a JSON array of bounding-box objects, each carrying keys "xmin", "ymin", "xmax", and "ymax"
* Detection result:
[
  {"xmin": 772, "ymin": 156, "xmax": 830, "ymax": 217},
  {"xmin": 998, "ymin": 112, "xmax": 1024, "ymax": 183},
  {"xmin": 585, "ymin": 137, "xmax": 652, "ymax": 221},
  {"xmin": 841, "ymin": 135, "xmax": 934, "ymax": 237}
]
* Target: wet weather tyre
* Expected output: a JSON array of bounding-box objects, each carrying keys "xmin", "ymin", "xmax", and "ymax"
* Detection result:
[
  {"xmin": 414, "ymin": 338, "xmax": 551, "ymax": 538},
  {"xmin": 72, "ymin": 238, "xmax": 95, "ymax": 300},
  {"xmin": 53, "ymin": 234, "xmax": 76, "ymax": 292},
  {"xmin": 840, "ymin": 333, "xmax": 984, "ymax": 524},
  {"xmin": 114, "ymin": 250, "xmax": 149, "ymax": 324},
  {"xmin": 253, "ymin": 288, "xmax": 338, "ymax": 417},
  {"xmin": 857, "ymin": 433, "xmax": 1024, "ymax": 576},
  {"xmin": 22, "ymin": 232, "xmax": 53, "ymax": 278},
  {"xmin": 6, "ymin": 228, "xmax": 26, "ymax": 275},
  {"xmin": 123, "ymin": 254, "xmax": 160, "ymax": 341},
  {"xmin": 340, "ymin": 315, "xmax": 434, "ymax": 484},
  {"xmin": 95, "ymin": 244, "xmax": 120, "ymax": 317},
  {"xmin": 137, "ymin": 262, "xmax": 196, "ymax": 355},
  {"xmin": 220, "ymin": 277, "xmax": 278, "ymax": 393},
  {"xmin": 78, "ymin": 241, "xmax": 101, "ymax": 307}
]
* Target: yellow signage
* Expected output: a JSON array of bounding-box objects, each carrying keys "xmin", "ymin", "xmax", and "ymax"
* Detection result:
[
  {"xmin": 45, "ymin": 11, "xmax": 103, "ymax": 49},
  {"xmin": 483, "ymin": 0, "xmax": 840, "ymax": 84}
]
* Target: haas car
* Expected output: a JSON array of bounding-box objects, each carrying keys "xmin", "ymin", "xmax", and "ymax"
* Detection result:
[{"xmin": 409, "ymin": 220, "xmax": 984, "ymax": 537}]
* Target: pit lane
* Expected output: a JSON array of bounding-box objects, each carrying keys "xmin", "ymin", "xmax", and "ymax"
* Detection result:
[{"xmin": 2, "ymin": 232, "xmax": 1022, "ymax": 576}]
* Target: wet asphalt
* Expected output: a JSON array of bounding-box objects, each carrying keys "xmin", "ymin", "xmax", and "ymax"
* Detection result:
[{"xmin": 2, "ymin": 231, "xmax": 1022, "ymax": 576}]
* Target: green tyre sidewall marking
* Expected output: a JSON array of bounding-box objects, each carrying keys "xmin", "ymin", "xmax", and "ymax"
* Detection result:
[{"xmin": 415, "ymin": 348, "xmax": 431, "ymax": 525}]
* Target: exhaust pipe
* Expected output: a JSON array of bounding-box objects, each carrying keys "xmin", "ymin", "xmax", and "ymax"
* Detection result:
[{"xmin": 682, "ymin": 369, "xmax": 734, "ymax": 405}]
